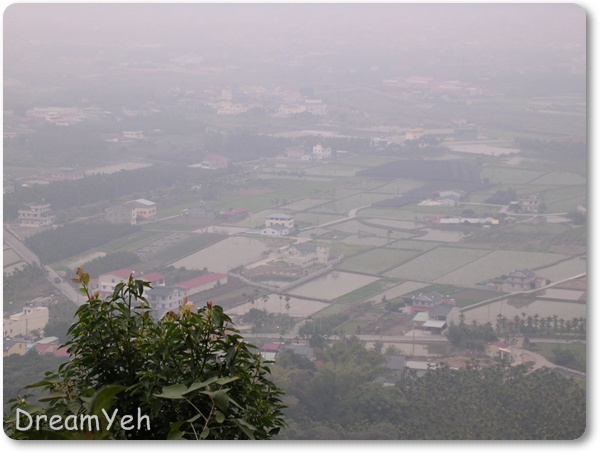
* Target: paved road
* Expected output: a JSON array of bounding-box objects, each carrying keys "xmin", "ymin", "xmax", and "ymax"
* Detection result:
[{"xmin": 4, "ymin": 225, "xmax": 83, "ymax": 306}]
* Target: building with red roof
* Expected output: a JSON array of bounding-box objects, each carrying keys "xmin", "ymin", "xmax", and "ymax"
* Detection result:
[{"xmin": 176, "ymin": 273, "xmax": 227, "ymax": 297}]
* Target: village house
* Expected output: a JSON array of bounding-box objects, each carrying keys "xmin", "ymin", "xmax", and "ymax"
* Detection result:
[
  {"xmin": 18, "ymin": 203, "xmax": 55, "ymax": 228},
  {"xmin": 502, "ymin": 269, "xmax": 547, "ymax": 292},
  {"xmin": 4, "ymin": 338, "xmax": 28, "ymax": 357},
  {"xmin": 266, "ymin": 213, "xmax": 294, "ymax": 229},
  {"xmin": 97, "ymin": 269, "xmax": 165, "ymax": 298},
  {"xmin": 285, "ymin": 146, "xmax": 306, "ymax": 160},
  {"xmin": 284, "ymin": 243, "xmax": 330, "ymax": 268},
  {"xmin": 175, "ymin": 273, "xmax": 228, "ymax": 298},
  {"xmin": 3, "ymin": 305, "xmax": 49, "ymax": 339},
  {"xmin": 105, "ymin": 198, "xmax": 157, "ymax": 225},
  {"xmin": 146, "ymin": 286, "xmax": 188, "ymax": 318},
  {"xmin": 190, "ymin": 154, "xmax": 230, "ymax": 170},
  {"xmin": 261, "ymin": 225, "xmax": 290, "ymax": 237},
  {"xmin": 312, "ymin": 143, "xmax": 332, "ymax": 161},
  {"xmin": 518, "ymin": 193, "xmax": 544, "ymax": 213},
  {"xmin": 404, "ymin": 292, "xmax": 455, "ymax": 310}
]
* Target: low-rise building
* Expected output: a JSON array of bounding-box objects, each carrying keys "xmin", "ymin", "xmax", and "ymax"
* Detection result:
[
  {"xmin": 146, "ymin": 286, "xmax": 187, "ymax": 318},
  {"xmin": 3, "ymin": 306, "xmax": 49, "ymax": 338},
  {"xmin": 518, "ymin": 193, "xmax": 544, "ymax": 213},
  {"xmin": 285, "ymin": 244, "xmax": 329, "ymax": 268},
  {"xmin": 176, "ymin": 273, "xmax": 228, "ymax": 298},
  {"xmin": 261, "ymin": 225, "xmax": 290, "ymax": 236},
  {"xmin": 97, "ymin": 269, "xmax": 165, "ymax": 297},
  {"xmin": 105, "ymin": 198, "xmax": 157, "ymax": 225},
  {"xmin": 18, "ymin": 203, "xmax": 55, "ymax": 228},
  {"xmin": 503, "ymin": 269, "xmax": 546, "ymax": 292},
  {"xmin": 266, "ymin": 213, "xmax": 294, "ymax": 229}
]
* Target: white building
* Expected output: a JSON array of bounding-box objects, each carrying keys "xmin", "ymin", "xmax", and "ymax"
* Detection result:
[
  {"xmin": 261, "ymin": 225, "xmax": 290, "ymax": 237},
  {"xmin": 266, "ymin": 213, "xmax": 294, "ymax": 229},
  {"xmin": 18, "ymin": 203, "xmax": 55, "ymax": 228},
  {"xmin": 312, "ymin": 144, "xmax": 332, "ymax": 161}
]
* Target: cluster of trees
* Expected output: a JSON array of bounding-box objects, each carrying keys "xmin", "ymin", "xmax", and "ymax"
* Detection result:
[
  {"xmin": 495, "ymin": 313, "xmax": 586, "ymax": 339},
  {"xmin": 242, "ymin": 308, "xmax": 293, "ymax": 335},
  {"xmin": 3, "ymin": 263, "xmax": 47, "ymax": 305},
  {"xmin": 514, "ymin": 137, "xmax": 586, "ymax": 162},
  {"xmin": 485, "ymin": 188, "xmax": 518, "ymax": 205},
  {"xmin": 446, "ymin": 317, "xmax": 498, "ymax": 351},
  {"xmin": 4, "ymin": 271, "xmax": 285, "ymax": 440},
  {"xmin": 272, "ymin": 337, "xmax": 585, "ymax": 440},
  {"xmin": 25, "ymin": 222, "xmax": 138, "ymax": 264},
  {"xmin": 75, "ymin": 251, "xmax": 139, "ymax": 279}
]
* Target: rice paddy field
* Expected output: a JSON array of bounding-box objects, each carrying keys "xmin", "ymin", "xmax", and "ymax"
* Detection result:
[
  {"xmin": 434, "ymin": 250, "xmax": 570, "ymax": 287},
  {"xmin": 384, "ymin": 247, "xmax": 492, "ymax": 282}
]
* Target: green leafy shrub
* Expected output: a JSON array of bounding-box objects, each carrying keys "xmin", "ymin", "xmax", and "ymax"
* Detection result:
[{"xmin": 4, "ymin": 269, "xmax": 285, "ymax": 440}]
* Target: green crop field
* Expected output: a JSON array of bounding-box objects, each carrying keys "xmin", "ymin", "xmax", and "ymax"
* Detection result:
[
  {"xmin": 481, "ymin": 166, "xmax": 546, "ymax": 185},
  {"xmin": 338, "ymin": 248, "xmax": 421, "ymax": 274},
  {"xmin": 384, "ymin": 247, "xmax": 492, "ymax": 282},
  {"xmin": 530, "ymin": 171, "xmax": 586, "ymax": 186},
  {"xmin": 434, "ymin": 250, "xmax": 569, "ymax": 287}
]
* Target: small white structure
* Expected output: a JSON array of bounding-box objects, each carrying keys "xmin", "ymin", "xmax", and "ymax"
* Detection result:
[{"xmin": 261, "ymin": 225, "xmax": 290, "ymax": 237}]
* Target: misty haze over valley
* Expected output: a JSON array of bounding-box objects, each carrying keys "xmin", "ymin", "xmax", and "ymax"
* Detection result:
[{"xmin": 3, "ymin": 3, "xmax": 587, "ymax": 440}]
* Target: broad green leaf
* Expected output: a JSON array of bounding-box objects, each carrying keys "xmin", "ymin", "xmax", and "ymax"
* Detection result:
[
  {"xmin": 155, "ymin": 383, "xmax": 188, "ymax": 400},
  {"xmin": 90, "ymin": 385, "xmax": 127, "ymax": 416}
]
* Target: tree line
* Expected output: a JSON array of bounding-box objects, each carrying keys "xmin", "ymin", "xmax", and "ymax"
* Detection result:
[{"xmin": 272, "ymin": 336, "xmax": 585, "ymax": 440}]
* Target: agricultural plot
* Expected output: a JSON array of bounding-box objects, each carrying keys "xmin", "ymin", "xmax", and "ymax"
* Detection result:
[
  {"xmin": 535, "ymin": 257, "xmax": 587, "ymax": 282},
  {"xmin": 280, "ymin": 198, "xmax": 330, "ymax": 211},
  {"xmin": 387, "ymin": 239, "xmax": 440, "ymax": 251},
  {"xmin": 104, "ymin": 231, "xmax": 167, "ymax": 253},
  {"xmin": 481, "ymin": 166, "xmax": 546, "ymax": 184},
  {"xmin": 384, "ymin": 247, "xmax": 491, "ymax": 282},
  {"xmin": 369, "ymin": 281, "xmax": 431, "ymax": 303},
  {"xmin": 337, "ymin": 155, "xmax": 401, "ymax": 167},
  {"xmin": 338, "ymin": 235, "xmax": 393, "ymax": 248},
  {"xmin": 145, "ymin": 233, "xmax": 226, "ymax": 264},
  {"xmin": 326, "ymin": 219, "xmax": 393, "ymax": 237},
  {"xmin": 227, "ymin": 294, "xmax": 330, "ymax": 318},
  {"xmin": 434, "ymin": 250, "xmax": 570, "ymax": 287},
  {"xmin": 288, "ymin": 271, "xmax": 380, "ymax": 301},
  {"xmin": 3, "ymin": 248, "xmax": 22, "ymax": 267},
  {"xmin": 357, "ymin": 207, "xmax": 419, "ymax": 220},
  {"xmin": 338, "ymin": 248, "xmax": 421, "ymax": 274},
  {"xmin": 529, "ymin": 171, "xmax": 586, "ymax": 186},
  {"xmin": 294, "ymin": 212, "xmax": 347, "ymax": 228},
  {"xmin": 315, "ymin": 192, "xmax": 393, "ymax": 214},
  {"xmin": 369, "ymin": 179, "xmax": 426, "ymax": 195},
  {"xmin": 459, "ymin": 298, "xmax": 587, "ymax": 327},
  {"xmin": 362, "ymin": 218, "xmax": 422, "ymax": 230},
  {"xmin": 302, "ymin": 163, "xmax": 366, "ymax": 177},
  {"xmin": 171, "ymin": 236, "xmax": 274, "ymax": 273},
  {"xmin": 415, "ymin": 229, "xmax": 466, "ymax": 243}
]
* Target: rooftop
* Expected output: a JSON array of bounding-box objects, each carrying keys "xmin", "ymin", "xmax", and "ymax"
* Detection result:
[{"xmin": 176, "ymin": 273, "xmax": 227, "ymax": 289}]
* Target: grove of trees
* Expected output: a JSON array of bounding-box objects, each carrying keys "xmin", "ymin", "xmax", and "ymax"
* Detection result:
[{"xmin": 272, "ymin": 336, "xmax": 585, "ymax": 440}]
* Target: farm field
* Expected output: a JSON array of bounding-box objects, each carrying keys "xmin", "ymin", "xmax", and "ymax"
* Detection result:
[
  {"xmin": 315, "ymin": 192, "xmax": 393, "ymax": 214},
  {"xmin": 384, "ymin": 247, "xmax": 492, "ymax": 282},
  {"xmin": 338, "ymin": 235, "xmax": 393, "ymax": 248},
  {"xmin": 529, "ymin": 171, "xmax": 587, "ymax": 186},
  {"xmin": 535, "ymin": 257, "xmax": 587, "ymax": 282},
  {"xmin": 434, "ymin": 250, "xmax": 570, "ymax": 287},
  {"xmin": 337, "ymin": 248, "xmax": 421, "ymax": 274},
  {"xmin": 288, "ymin": 271, "xmax": 380, "ymax": 301},
  {"xmin": 227, "ymin": 294, "xmax": 330, "ymax": 318},
  {"xmin": 481, "ymin": 166, "xmax": 546, "ymax": 184},
  {"xmin": 171, "ymin": 236, "xmax": 276, "ymax": 273}
]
